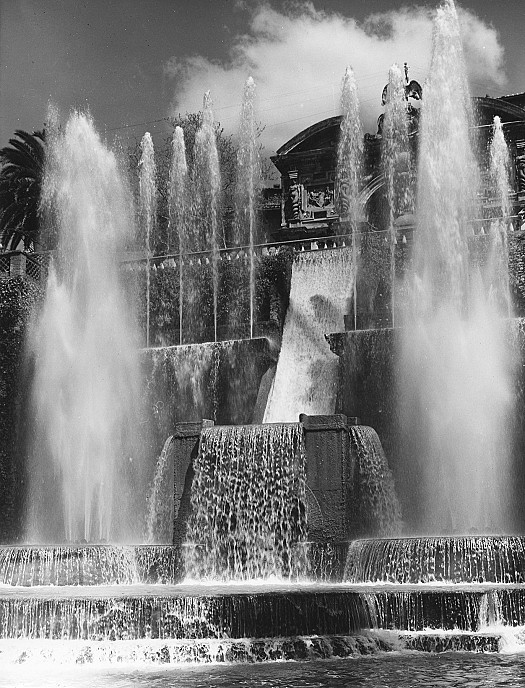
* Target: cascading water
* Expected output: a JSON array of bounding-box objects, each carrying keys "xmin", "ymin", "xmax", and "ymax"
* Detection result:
[
  {"xmin": 398, "ymin": 0, "xmax": 514, "ymax": 534},
  {"xmin": 5, "ymin": 7, "xmax": 525, "ymax": 674},
  {"xmin": 168, "ymin": 126, "xmax": 189, "ymax": 343},
  {"xmin": 264, "ymin": 248, "xmax": 354, "ymax": 423},
  {"xmin": 145, "ymin": 436, "xmax": 174, "ymax": 544},
  {"xmin": 345, "ymin": 536, "xmax": 525, "ymax": 584},
  {"xmin": 349, "ymin": 426, "xmax": 402, "ymax": 538},
  {"xmin": 0, "ymin": 544, "xmax": 180, "ymax": 586},
  {"xmin": 233, "ymin": 76, "xmax": 261, "ymax": 338},
  {"xmin": 27, "ymin": 112, "xmax": 143, "ymax": 543},
  {"xmin": 184, "ymin": 424, "xmax": 308, "ymax": 580},
  {"xmin": 193, "ymin": 92, "xmax": 221, "ymax": 342}
]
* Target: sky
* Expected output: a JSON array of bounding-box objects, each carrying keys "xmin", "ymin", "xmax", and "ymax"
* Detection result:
[{"xmin": 1, "ymin": 0, "xmax": 524, "ymax": 168}]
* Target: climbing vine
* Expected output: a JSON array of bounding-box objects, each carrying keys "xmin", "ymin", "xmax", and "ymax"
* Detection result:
[{"xmin": 0, "ymin": 277, "xmax": 42, "ymax": 541}]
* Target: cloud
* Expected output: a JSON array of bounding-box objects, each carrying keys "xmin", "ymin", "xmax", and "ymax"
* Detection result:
[{"xmin": 165, "ymin": 2, "xmax": 506, "ymax": 158}]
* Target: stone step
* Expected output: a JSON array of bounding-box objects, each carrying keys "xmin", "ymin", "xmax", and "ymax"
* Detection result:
[{"xmin": 0, "ymin": 583, "xmax": 524, "ymax": 640}]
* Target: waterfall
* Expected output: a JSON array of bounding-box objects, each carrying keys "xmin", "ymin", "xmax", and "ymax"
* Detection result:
[
  {"xmin": 0, "ymin": 545, "xmax": 180, "ymax": 586},
  {"xmin": 264, "ymin": 248, "xmax": 353, "ymax": 423},
  {"xmin": 145, "ymin": 436, "xmax": 175, "ymax": 544},
  {"xmin": 349, "ymin": 426, "xmax": 402, "ymax": 537},
  {"xmin": 185, "ymin": 424, "xmax": 308, "ymax": 580},
  {"xmin": 345, "ymin": 535, "xmax": 525, "ymax": 584}
]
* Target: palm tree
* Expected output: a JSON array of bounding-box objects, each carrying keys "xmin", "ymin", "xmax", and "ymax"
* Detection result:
[{"xmin": 0, "ymin": 130, "xmax": 45, "ymax": 251}]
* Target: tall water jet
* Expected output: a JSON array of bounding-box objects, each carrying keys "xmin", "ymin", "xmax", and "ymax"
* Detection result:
[
  {"xmin": 28, "ymin": 112, "xmax": 143, "ymax": 543},
  {"xmin": 488, "ymin": 116, "xmax": 512, "ymax": 316},
  {"xmin": 398, "ymin": 0, "xmax": 514, "ymax": 533},
  {"xmin": 234, "ymin": 76, "xmax": 261, "ymax": 339},
  {"xmin": 193, "ymin": 92, "xmax": 221, "ymax": 342},
  {"xmin": 381, "ymin": 64, "xmax": 411, "ymax": 326},
  {"xmin": 336, "ymin": 67, "xmax": 363, "ymax": 330},
  {"xmin": 169, "ymin": 126, "xmax": 189, "ymax": 344},
  {"xmin": 139, "ymin": 132, "xmax": 157, "ymax": 348}
]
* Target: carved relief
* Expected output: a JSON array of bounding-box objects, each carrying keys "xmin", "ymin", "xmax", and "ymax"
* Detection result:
[
  {"xmin": 516, "ymin": 154, "xmax": 525, "ymax": 193},
  {"xmin": 288, "ymin": 179, "xmax": 303, "ymax": 220},
  {"xmin": 337, "ymin": 173, "xmax": 351, "ymax": 219}
]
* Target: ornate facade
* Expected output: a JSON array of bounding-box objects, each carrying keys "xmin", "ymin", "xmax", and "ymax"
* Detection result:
[{"xmin": 270, "ymin": 91, "xmax": 525, "ymax": 239}]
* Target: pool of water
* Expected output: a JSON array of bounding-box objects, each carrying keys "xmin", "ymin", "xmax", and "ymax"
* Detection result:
[{"xmin": 4, "ymin": 653, "xmax": 525, "ymax": 688}]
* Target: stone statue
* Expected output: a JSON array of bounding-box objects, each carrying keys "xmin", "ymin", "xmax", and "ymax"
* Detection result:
[
  {"xmin": 288, "ymin": 179, "xmax": 303, "ymax": 220},
  {"xmin": 516, "ymin": 154, "xmax": 525, "ymax": 193}
]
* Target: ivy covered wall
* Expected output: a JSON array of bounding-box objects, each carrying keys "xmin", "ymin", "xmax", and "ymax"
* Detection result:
[
  {"xmin": 0, "ymin": 277, "xmax": 41, "ymax": 542},
  {"xmin": 122, "ymin": 247, "xmax": 294, "ymax": 347}
]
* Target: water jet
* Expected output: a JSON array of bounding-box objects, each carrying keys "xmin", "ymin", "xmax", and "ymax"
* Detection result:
[{"xmin": 2, "ymin": 1, "xmax": 525, "ymax": 683}]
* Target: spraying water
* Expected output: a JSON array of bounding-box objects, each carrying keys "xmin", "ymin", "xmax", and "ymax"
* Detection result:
[
  {"xmin": 139, "ymin": 132, "xmax": 157, "ymax": 348},
  {"xmin": 399, "ymin": 0, "xmax": 514, "ymax": 534},
  {"xmin": 264, "ymin": 248, "xmax": 354, "ymax": 423},
  {"xmin": 381, "ymin": 64, "xmax": 412, "ymax": 325},
  {"xmin": 193, "ymin": 92, "xmax": 221, "ymax": 341},
  {"xmin": 336, "ymin": 67, "xmax": 363, "ymax": 228},
  {"xmin": 27, "ymin": 112, "xmax": 143, "ymax": 543},
  {"xmin": 169, "ymin": 126, "xmax": 189, "ymax": 343},
  {"xmin": 336, "ymin": 67, "xmax": 363, "ymax": 329},
  {"xmin": 488, "ymin": 116, "xmax": 512, "ymax": 315},
  {"xmin": 234, "ymin": 76, "xmax": 261, "ymax": 338}
]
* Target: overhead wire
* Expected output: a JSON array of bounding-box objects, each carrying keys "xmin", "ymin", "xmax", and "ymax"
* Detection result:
[{"xmin": 104, "ymin": 67, "xmax": 523, "ymax": 140}]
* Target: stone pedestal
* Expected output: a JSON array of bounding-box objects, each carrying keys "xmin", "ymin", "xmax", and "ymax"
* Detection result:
[
  {"xmin": 300, "ymin": 413, "xmax": 359, "ymax": 542},
  {"xmin": 172, "ymin": 420, "xmax": 214, "ymax": 544},
  {"xmin": 9, "ymin": 253, "xmax": 26, "ymax": 278}
]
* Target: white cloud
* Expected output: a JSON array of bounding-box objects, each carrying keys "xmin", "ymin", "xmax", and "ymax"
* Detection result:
[{"xmin": 165, "ymin": 2, "xmax": 506, "ymax": 158}]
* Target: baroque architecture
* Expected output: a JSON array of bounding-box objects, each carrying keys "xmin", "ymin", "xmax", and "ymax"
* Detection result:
[{"xmin": 270, "ymin": 86, "xmax": 525, "ymax": 240}]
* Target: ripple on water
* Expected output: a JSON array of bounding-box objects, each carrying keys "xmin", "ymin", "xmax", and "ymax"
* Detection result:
[{"xmin": 5, "ymin": 654, "xmax": 525, "ymax": 688}]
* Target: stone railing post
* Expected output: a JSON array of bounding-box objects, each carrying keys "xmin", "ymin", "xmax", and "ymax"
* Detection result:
[
  {"xmin": 172, "ymin": 419, "xmax": 214, "ymax": 543},
  {"xmin": 300, "ymin": 413, "xmax": 360, "ymax": 542},
  {"xmin": 9, "ymin": 252, "xmax": 26, "ymax": 278}
]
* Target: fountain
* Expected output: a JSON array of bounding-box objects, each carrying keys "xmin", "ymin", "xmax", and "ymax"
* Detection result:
[
  {"xmin": 2, "ymin": 0, "xmax": 525, "ymax": 682},
  {"xmin": 398, "ymin": 0, "xmax": 514, "ymax": 534},
  {"xmin": 234, "ymin": 76, "xmax": 261, "ymax": 339},
  {"xmin": 27, "ymin": 112, "xmax": 144, "ymax": 544},
  {"xmin": 193, "ymin": 92, "xmax": 221, "ymax": 343},
  {"xmin": 168, "ymin": 126, "xmax": 189, "ymax": 345}
]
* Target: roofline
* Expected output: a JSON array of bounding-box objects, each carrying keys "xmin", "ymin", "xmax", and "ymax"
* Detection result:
[
  {"xmin": 497, "ymin": 92, "xmax": 525, "ymax": 99},
  {"xmin": 473, "ymin": 96, "xmax": 525, "ymax": 122},
  {"xmin": 275, "ymin": 116, "xmax": 342, "ymax": 157}
]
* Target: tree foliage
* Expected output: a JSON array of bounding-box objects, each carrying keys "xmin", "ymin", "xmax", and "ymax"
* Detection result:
[
  {"xmin": 0, "ymin": 130, "xmax": 46, "ymax": 251},
  {"xmin": 127, "ymin": 113, "xmax": 237, "ymax": 254}
]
